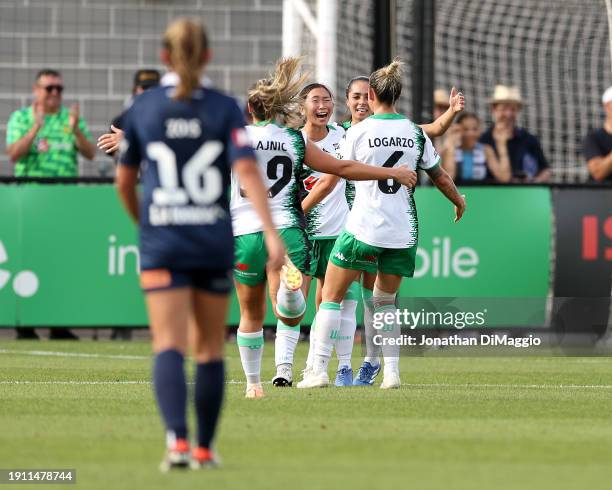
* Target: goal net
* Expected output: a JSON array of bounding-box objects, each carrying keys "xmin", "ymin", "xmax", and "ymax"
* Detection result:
[{"xmin": 293, "ymin": 0, "xmax": 611, "ymax": 182}]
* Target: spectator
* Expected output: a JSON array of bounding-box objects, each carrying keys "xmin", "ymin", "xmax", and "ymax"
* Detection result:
[
  {"xmin": 6, "ymin": 68, "xmax": 96, "ymax": 340},
  {"xmin": 6, "ymin": 69, "xmax": 96, "ymax": 175},
  {"xmin": 583, "ymin": 86, "xmax": 612, "ymax": 182},
  {"xmin": 98, "ymin": 69, "xmax": 161, "ymax": 341},
  {"xmin": 97, "ymin": 69, "xmax": 161, "ymax": 157},
  {"xmin": 442, "ymin": 112, "xmax": 509, "ymax": 184},
  {"xmin": 480, "ymin": 85, "xmax": 551, "ymax": 183}
]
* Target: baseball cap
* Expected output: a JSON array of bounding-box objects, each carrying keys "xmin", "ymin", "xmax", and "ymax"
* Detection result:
[
  {"xmin": 602, "ymin": 86, "xmax": 612, "ymax": 104},
  {"xmin": 133, "ymin": 69, "xmax": 161, "ymax": 90}
]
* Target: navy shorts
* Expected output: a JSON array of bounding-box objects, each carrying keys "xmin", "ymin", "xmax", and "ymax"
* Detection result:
[{"xmin": 140, "ymin": 268, "xmax": 233, "ymax": 294}]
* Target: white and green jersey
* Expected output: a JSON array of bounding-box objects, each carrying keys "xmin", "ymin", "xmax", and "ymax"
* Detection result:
[
  {"xmin": 338, "ymin": 113, "xmax": 440, "ymax": 248},
  {"xmin": 231, "ymin": 121, "xmax": 307, "ymax": 237},
  {"xmin": 300, "ymin": 123, "xmax": 349, "ymax": 239}
]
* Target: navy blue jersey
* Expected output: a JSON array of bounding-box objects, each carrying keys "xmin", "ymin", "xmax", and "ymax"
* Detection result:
[{"xmin": 118, "ymin": 80, "xmax": 254, "ymax": 271}]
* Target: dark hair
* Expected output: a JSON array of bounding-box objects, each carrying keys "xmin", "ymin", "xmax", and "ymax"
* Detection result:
[
  {"xmin": 300, "ymin": 83, "xmax": 333, "ymax": 100},
  {"xmin": 35, "ymin": 69, "xmax": 61, "ymax": 82},
  {"xmin": 456, "ymin": 112, "xmax": 480, "ymax": 124},
  {"xmin": 345, "ymin": 76, "xmax": 369, "ymax": 99},
  {"xmin": 369, "ymin": 59, "xmax": 404, "ymax": 105}
]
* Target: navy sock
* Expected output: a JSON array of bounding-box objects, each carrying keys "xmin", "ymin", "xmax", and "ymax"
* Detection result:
[
  {"xmin": 152, "ymin": 350, "xmax": 187, "ymax": 440},
  {"xmin": 195, "ymin": 360, "xmax": 225, "ymax": 449}
]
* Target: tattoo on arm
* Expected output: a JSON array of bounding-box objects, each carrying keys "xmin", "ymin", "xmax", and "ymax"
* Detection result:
[
  {"xmin": 426, "ymin": 164, "xmax": 463, "ymax": 208},
  {"xmin": 425, "ymin": 164, "xmax": 444, "ymax": 180}
]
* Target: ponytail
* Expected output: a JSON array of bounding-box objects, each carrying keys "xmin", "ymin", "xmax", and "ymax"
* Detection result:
[
  {"xmin": 248, "ymin": 57, "xmax": 308, "ymax": 128},
  {"xmin": 369, "ymin": 58, "xmax": 404, "ymax": 106},
  {"xmin": 163, "ymin": 18, "xmax": 208, "ymax": 100}
]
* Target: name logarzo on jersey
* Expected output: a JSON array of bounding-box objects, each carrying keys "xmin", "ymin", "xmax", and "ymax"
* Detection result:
[{"xmin": 338, "ymin": 114, "xmax": 440, "ymax": 248}]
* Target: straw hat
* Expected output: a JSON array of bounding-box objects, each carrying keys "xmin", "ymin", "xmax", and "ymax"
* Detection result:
[
  {"xmin": 433, "ymin": 89, "xmax": 449, "ymax": 107},
  {"xmin": 489, "ymin": 85, "xmax": 524, "ymax": 106}
]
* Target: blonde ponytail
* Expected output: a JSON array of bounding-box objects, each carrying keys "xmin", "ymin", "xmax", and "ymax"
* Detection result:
[
  {"xmin": 163, "ymin": 18, "xmax": 208, "ymax": 100},
  {"xmin": 369, "ymin": 58, "xmax": 405, "ymax": 105},
  {"xmin": 248, "ymin": 57, "xmax": 308, "ymax": 128}
]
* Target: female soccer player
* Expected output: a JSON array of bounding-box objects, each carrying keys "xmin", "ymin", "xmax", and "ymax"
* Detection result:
[
  {"xmin": 298, "ymin": 83, "xmax": 360, "ymax": 386},
  {"xmin": 298, "ymin": 59, "xmax": 466, "ymax": 389},
  {"xmin": 231, "ymin": 58, "xmax": 418, "ymax": 397},
  {"xmin": 297, "ymin": 76, "xmax": 466, "ymax": 387},
  {"xmin": 341, "ymin": 76, "xmax": 372, "ymax": 130},
  {"xmin": 337, "ymin": 75, "xmax": 465, "ymax": 386},
  {"xmin": 116, "ymin": 18, "xmax": 285, "ymax": 470}
]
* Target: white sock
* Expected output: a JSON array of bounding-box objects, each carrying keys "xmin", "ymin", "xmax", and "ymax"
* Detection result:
[
  {"xmin": 337, "ymin": 299, "xmax": 357, "ymax": 369},
  {"xmin": 306, "ymin": 317, "xmax": 316, "ymax": 370},
  {"xmin": 362, "ymin": 287, "xmax": 381, "ymax": 366},
  {"xmin": 384, "ymin": 356, "xmax": 399, "ymax": 376},
  {"xmin": 275, "ymin": 320, "xmax": 300, "ymax": 366},
  {"xmin": 313, "ymin": 302, "xmax": 342, "ymax": 374},
  {"xmin": 373, "ymin": 285, "xmax": 400, "ymax": 375},
  {"xmin": 276, "ymin": 283, "xmax": 306, "ymax": 318},
  {"xmin": 237, "ymin": 329, "xmax": 264, "ymax": 385}
]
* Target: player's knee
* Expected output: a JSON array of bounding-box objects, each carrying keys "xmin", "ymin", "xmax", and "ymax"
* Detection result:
[{"xmin": 276, "ymin": 313, "xmax": 302, "ymax": 327}]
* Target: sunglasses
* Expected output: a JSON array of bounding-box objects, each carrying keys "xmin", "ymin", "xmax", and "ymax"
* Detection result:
[{"xmin": 41, "ymin": 85, "xmax": 64, "ymax": 94}]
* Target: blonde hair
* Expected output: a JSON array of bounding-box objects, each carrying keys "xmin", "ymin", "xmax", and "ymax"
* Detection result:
[
  {"xmin": 369, "ymin": 58, "xmax": 405, "ymax": 106},
  {"xmin": 248, "ymin": 57, "xmax": 308, "ymax": 128},
  {"xmin": 162, "ymin": 18, "xmax": 208, "ymax": 100}
]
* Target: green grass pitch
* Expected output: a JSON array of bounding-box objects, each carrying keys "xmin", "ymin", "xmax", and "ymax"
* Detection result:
[{"xmin": 1, "ymin": 340, "xmax": 612, "ymax": 490}]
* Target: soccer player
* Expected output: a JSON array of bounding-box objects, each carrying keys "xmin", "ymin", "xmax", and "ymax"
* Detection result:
[
  {"xmin": 340, "ymin": 76, "xmax": 372, "ymax": 130},
  {"xmin": 338, "ymin": 75, "xmax": 465, "ymax": 386},
  {"xmin": 298, "ymin": 59, "xmax": 466, "ymax": 389},
  {"xmin": 115, "ymin": 18, "xmax": 285, "ymax": 470},
  {"xmin": 231, "ymin": 58, "xmax": 418, "ymax": 396},
  {"xmin": 299, "ymin": 83, "xmax": 359, "ymax": 386}
]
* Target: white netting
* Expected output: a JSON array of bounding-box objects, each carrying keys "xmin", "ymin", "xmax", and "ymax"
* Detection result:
[
  {"xmin": 335, "ymin": 0, "xmax": 375, "ymax": 117},
  {"xmin": 297, "ymin": 0, "xmax": 611, "ymax": 182},
  {"xmin": 295, "ymin": 0, "xmax": 375, "ymax": 119},
  {"xmin": 431, "ymin": 0, "xmax": 611, "ymax": 182}
]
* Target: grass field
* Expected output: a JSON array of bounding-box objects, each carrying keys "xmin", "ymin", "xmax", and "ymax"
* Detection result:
[{"xmin": 2, "ymin": 339, "xmax": 612, "ymax": 490}]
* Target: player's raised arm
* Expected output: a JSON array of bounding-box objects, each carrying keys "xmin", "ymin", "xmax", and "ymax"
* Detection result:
[
  {"xmin": 304, "ymin": 139, "xmax": 417, "ymax": 187},
  {"xmin": 420, "ymin": 87, "xmax": 465, "ymax": 138}
]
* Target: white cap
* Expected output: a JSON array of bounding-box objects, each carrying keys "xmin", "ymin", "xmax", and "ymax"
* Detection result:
[{"xmin": 602, "ymin": 86, "xmax": 612, "ymax": 104}]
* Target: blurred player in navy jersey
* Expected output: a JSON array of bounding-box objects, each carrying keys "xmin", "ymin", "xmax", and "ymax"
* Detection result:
[
  {"xmin": 99, "ymin": 69, "xmax": 160, "ymax": 341},
  {"xmin": 116, "ymin": 18, "xmax": 285, "ymax": 470}
]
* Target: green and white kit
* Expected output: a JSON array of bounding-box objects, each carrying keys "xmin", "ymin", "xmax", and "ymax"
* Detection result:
[
  {"xmin": 231, "ymin": 121, "xmax": 308, "ymax": 236},
  {"xmin": 231, "ymin": 121, "xmax": 314, "ymax": 282},
  {"xmin": 338, "ymin": 114, "xmax": 440, "ymax": 249},
  {"xmin": 300, "ymin": 122, "xmax": 349, "ymax": 239}
]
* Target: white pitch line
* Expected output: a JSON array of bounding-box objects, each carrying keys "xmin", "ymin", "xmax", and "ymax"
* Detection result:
[
  {"xmin": 0, "ymin": 349, "xmax": 149, "ymax": 360},
  {"xmin": 1, "ymin": 380, "xmax": 611, "ymax": 390},
  {"xmin": 404, "ymin": 382, "xmax": 612, "ymax": 390},
  {"xmin": 0, "ymin": 380, "xmax": 151, "ymax": 385},
  {"xmin": 0, "ymin": 380, "xmax": 253, "ymax": 386},
  {"xmin": 0, "ymin": 349, "xmax": 236, "ymax": 361}
]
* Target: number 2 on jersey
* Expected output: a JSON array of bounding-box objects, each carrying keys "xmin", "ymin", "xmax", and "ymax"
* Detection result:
[
  {"xmin": 148, "ymin": 141, "xmax": 223, "ymax": 206},
  {"xmin": 239, "ymin": 155, "xmax": 292, "ymax": 198}
]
